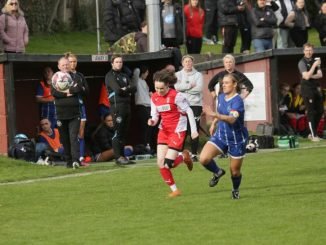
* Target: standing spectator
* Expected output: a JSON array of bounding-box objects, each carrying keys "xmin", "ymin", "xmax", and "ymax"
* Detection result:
[
  {"xmin": 175, "ymin": 55, "xmax": 203, "ymax": 161},
  {"xmin": 35, "ymin": 67, "xmax": 56, "ymax": 128},
  {"xmin": 275, "ymin": 0, "xmax": 295, "ymax": 48},
  {"xmin": 298, "ymin": 43, "xmax": 323, "ymax": 141},
  {"xmin": 105, "ymin": 55, "xmax": 136, "ymax": 165},
  {"xmin": 65, "ymin": 52, "xmax": 89, "ymax": 166},
  {"xmin": 208, "ymin": 54, "xmax": 254, "ymax": 100},
  {"xmin": 284, "ymin": 0, "xmax": 310, "ymax": 48},
  {"xmin": 148, "ymin": 69, "xmax": 198, "ymax": 198},
  {"xmin": 203, "ymin": 0, "xmax": 219, "ymax": 44},
  {"xmin": 200, "ymin": 74, "xmax": 248, "ymax": 199},
  {"xmin": 218, "ymin": 0, "xmax": 245, "ymax": 54},
  {"xmin": 314, "ymin": 1, "xmax": 326, "ymax": 46},
  {"xmin": 160, "ymin": 0, "xmax": 184, "ymax": 48},
  {"xmin": 0, "ymin": 0, "xmax": 28, "ymax": 53},
  {"xmin": 135, "ymin": 21, "xmax": 148, "ymax": 52},
  {"xmin": 52, "ymin": 57, "xmax": 86, "ymax": 168},
  {"xmin": 103, "ymin": 0, "xmax": 142, "ymax": 45},
  {"xmin": 238, "ymin": 0, "xmax": 252, "ymax": 54},
  {"xmin": 133, "ymin": 66, "xmax": 153, "ymax": 148},
  {"xmin": 248, "ymin": 0, "xmax": 277, "ymax": 52},
  {"xmin": 184, "ymin": 0, "xmax": 205, "ymax": 54}
]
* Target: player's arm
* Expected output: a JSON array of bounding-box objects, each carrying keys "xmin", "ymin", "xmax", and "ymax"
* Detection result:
[{"xmin": 148, "ymin": 100, "xmax": 159, "ymax": 126}]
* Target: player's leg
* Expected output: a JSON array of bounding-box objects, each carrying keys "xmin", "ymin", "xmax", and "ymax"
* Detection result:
[
  {"xmin": 199, "ymin": 141, "xmax": 226, "ymax": 187},
  {"xmin": 229, "ymin": 157, "xmax": 243, "ymax": 200}
]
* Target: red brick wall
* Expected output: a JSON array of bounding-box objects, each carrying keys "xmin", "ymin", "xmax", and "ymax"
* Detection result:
[{"xmin": 0, "ymin": 64, "xmax": 8, "ymax": 155}]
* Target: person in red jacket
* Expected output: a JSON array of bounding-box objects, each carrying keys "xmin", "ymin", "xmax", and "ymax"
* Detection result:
[{"xmin": 184, "ymin": 0, "xmax": 205, "ymax": 54}]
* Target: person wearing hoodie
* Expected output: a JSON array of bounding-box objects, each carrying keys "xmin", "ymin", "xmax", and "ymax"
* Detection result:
[
  {"xmin": 175, "ymin": 55, "xmax": 203, "ymax": 161},
  {"xmin": 0, "ymin": 0, "xmax": 28, "ymax": 53}
]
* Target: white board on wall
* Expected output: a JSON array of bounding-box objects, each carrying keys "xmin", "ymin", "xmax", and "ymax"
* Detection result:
[{"xmin": 243, "ymin": 72, "xmax": 267, "ymax": 121}]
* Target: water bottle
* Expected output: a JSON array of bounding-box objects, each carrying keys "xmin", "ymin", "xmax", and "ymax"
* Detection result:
[{"xmin": 145, "ymin": 143, "xmax": 151, "ymax": 153}]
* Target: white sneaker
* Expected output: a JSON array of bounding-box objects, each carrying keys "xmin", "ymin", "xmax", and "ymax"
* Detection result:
[
  {"xmin": 36, "ymin": 157, "xmax": 45, "ymax": 165},
  {"xmin": 311, "ymin": 137, "xmax": 321, "ymax": 142}
]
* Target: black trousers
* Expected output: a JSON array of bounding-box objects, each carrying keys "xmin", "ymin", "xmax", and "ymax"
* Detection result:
[
  {"xmin": 239, "ymin": 27, "xmax": 251, "ymax": 53},
  {"xmin": 186, "ymin": 36, "xmax": 203, "ymax": 54},
  {"xmin": 204, "ymin": 0, "xmax": 218, "ymax": 39},
  {"xmin": 57, "ymin": 117, "xmax": 80, "ymax": 164},
  {"xmin": 303, "ymin": 90, "xmax": 324, "ymax": 137},
  {"xmin": 186, "ymin": 106, "xmax": 202, "ymax": 155},
  {"xmin": 111, "ymin": 103, "xmax": 131, "ymax": 158},
  {"xmin": 290, "ymin": 28, "xmax": 308, "ymax": 48},
  {"xmin": 222, "ymin": 26, "xmax": 238, "ymax": 54}
]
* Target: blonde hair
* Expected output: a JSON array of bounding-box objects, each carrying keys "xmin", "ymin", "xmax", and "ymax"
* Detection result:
[
  {"xmin": 64, "ymin": 51, "xmax": 77, "ymax": 60},
  {"xmin": 223, "ymin": 54, "xmax": 236, "ymax": 64},
  {"xmin": 2, "ymin": 0, "xmax": 24, "ymax": 16}
]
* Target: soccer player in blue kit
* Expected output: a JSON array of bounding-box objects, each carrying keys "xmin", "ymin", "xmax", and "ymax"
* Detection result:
[{"xmin": 200, "ymin": 73, "xmax": 248, "ymax": 199}]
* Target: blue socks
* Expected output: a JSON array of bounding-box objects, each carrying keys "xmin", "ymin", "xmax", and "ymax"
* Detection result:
[
  {"xmin": 231, "ymin": 175, "xmax": 242, "ymax": 190},
  {"xmin": 203, "ymin": 159, "xmax": 220, "ymax": 174},
  {"xmin": 78, "ymin": 137, "xmax": 85, "ymax": 159}
]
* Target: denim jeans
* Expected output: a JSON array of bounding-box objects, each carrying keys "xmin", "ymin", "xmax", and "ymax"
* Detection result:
[{"xmin": 252, "ymin": 39, "xmax": 273, "ymax": 52}]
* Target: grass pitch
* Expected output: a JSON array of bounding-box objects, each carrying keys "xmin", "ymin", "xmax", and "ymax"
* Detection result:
[{"xmin": 0, "ymin": 144, "xmax": 326, "ymax": 244}]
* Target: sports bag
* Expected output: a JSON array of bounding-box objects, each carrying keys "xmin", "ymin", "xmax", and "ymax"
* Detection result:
[{"xmin": 8, "ymin": 134, "xmax": 35, "ymax": 162}]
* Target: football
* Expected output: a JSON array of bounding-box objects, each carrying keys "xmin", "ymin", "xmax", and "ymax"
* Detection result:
[{"xmin": 52, "ymin": 71, "xmax": 73, "ymax": 92}]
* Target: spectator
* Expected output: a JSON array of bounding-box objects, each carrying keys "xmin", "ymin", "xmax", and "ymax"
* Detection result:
[
  {"xmin": 238, "ymin": 0, "xmax": 252, "ymax": 54},
  {"xmin": 218, "ymin": 0, "xmax": 245, "ymax": 54},
  {"xmin": 135, "ymin": 20, "xmax": 148, "ymax": 52},
  {"xmin": 184, "ymin": 0, "xmax": 205, "ymax": 54},
  {"xmin": 248, "ymin": 0, "xmax": 277, "ymax": 52},
  {"xmin": 203, "ymin": 0, "xmax": 219, "ymax": 44},
  {"xmin": 103, "ymin": 0, "xmax": 142, "ymax": 45},
  {"xmin": 105, "ymin": 55, "xmax": 136, "ymax": 165},
  {"xmin": 275, "ymin": 0, "xmax": 295, "ymax": 48},
  {"xmin": 175, "ymin": 55, "xmax": 203, "ymax": 161},
  {"xmin": 0, "ymin": 0, "xmax": 28, "ymax": 53},
  {"xmin": 98, "ymin": 82, "xmax": 111, "ymax": 120},
  {"xmin": 65, "ymin": 52, "xmax": 89, "ymax": 166},
  {"xmin": 278, "ymin": 82, "xmax": 294, "ymax": 135},
  {"xmin": 208, "ymin": 54, "xmax": 254, "ymax": 100},
  {"xmin": 284, "ymin": 0, "xmax": 310, "ymax": 48},
  {"xmin": 148, "ymin": 69, "xmax": 198, "ymax": 198},
  {"xmin": 35, "ymin": 67, "xmax": 56, "ymax": 128},
  {"xmin": 35, "ymin": 118, "xmax": 64, "ymax": 164},
  {"xmin": 133, "ymin": 66, "xmax": 153, "ymax": 149},
  {"xmin": 91, "ymin": 113, "xmax": 120, "ymax": 162},
  {"xmin": 286, "ymin": 83, "xmax": 308, "ymax": 136},
  {"xmin": 160, "ymin": 0, "xmax": 184, "ymax": 48},
  {"xmin": 298, "ymin": 43, "xmax": 323, "ymax": 141},
  {"xmin": 314, "ymin": 1, "xmax": 326, "ymax": 46},
  {"xmin": 51, "ymin": 57, "xmax": 86, "ymax": 168}
]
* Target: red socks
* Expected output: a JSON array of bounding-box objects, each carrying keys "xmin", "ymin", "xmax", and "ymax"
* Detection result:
[
  {"xmin": 160, "ymin": 168, "xmax": 175, "ymax": 186},
  {"xmin": 173, "ymin": 155, "xmax": 183, "ymax": 168}
]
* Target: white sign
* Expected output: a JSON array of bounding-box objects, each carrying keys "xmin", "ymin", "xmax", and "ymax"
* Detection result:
[
  {"xmin": 244, "ymin": 72, "xmax": 267, "ymax": 121},
  {"xmin": 91, "ymin": 54, "xmax": 109, "ymax": 62}
]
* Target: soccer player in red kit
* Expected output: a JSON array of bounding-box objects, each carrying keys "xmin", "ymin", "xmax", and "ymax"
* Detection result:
[{"xmin": 148, "ymin": 69, "xmax": 199, "ymax": 198}]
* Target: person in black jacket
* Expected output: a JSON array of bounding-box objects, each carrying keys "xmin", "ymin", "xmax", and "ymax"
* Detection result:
[
  {"xmin": 51, "ymin": 57, "xmax": 86, "ymax": 169},
  {"xmin": 248, "ymin": 0, "xmax": 277, "ymax": 52},
  {"xmin": 105, "ymin": 55, "xmax": 136, "ymax": 164},
  {"xmin": 314, "ymin": 1, "xmax": 326, "ymax": 46},
  {"xmin": 103, "ymin": 0, "xmax": 143, "ymax": 45},
  {"xmin": 208, "ymin": 54, "xmax": 254, "ymax": 100},
  {"xmin": 218, "ymin": 0, "xmax": 245, "ymax": 53}
]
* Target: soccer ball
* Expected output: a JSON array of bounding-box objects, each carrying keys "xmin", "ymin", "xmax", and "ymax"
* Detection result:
[{"xmin": 52, "ymin": 71, "xmax": 73, "ymax": 92}]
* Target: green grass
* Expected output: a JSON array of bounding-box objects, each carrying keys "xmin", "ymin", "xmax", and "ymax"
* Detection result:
[
  {"xmin": 0, "ymin": 141, "xmax": 326, "ymax": 244},
  {"xmin": 26, "ymin": 29, "xmax": 321, "ymax": 55}
]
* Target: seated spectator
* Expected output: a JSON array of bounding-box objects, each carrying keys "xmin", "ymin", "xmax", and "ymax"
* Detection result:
[
  {"xmin": 286, "ymin": 83, "xmax": 308, "ymax": 136},
  {"xmin": 278, "ymin": 83, "xmax": 294, "ymax": 135},
  {"xmin": 314, "ymin": 1, "xmax": 326, "ymax": 46},
  {"xmin": 35, "ymin": 118, "xmax": 65, "ymax": 164},
  {"xmin": 98, "ymin": 82, "xmax": 110, "ymax": 120},
  {"xmin": 35, "ymin": 67, "xmax": 56, "ymax": 127},
  {"xmin": 91, "ymin": 113, "xmax": 135, "ymax": 164}
]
